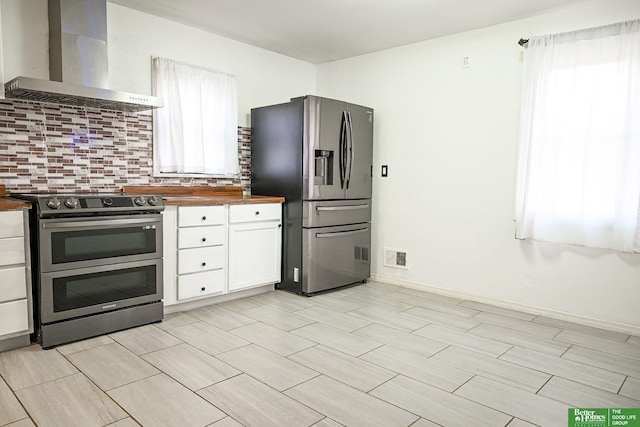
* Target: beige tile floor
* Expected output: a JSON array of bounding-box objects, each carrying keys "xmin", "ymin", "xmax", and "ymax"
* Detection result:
[{"xmin": 0, "ymin": 281, "xmax": 639, "ymax": 427}]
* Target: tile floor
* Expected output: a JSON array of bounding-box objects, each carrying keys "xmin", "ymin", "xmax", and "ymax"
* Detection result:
[{"xmin": 0, "ymin": 281, "xmax": 639, "ymax": 427}]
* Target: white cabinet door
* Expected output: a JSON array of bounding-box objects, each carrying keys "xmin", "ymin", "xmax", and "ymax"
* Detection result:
[
  {"xmin": 178, "ymin": 270, "xmax": 225, "ymax": 300},
  {"xmin": 0, "ymin": 238, "xmax": 25, "ymax": 266},
  {"xmin": 0, "ymin": 267, "xmax": 27, "ymax": 303},
  {"xmin": 229, "ymin": 203, "xmax": 281, "ymax": 223},
  {"xmin": 178, "ymin": 206, "xmax": 226, "ymax": 227},
  {"xmin": 228, "ymin": 221, "xmax": 281, "ymax": 291},
  {"xmin": 178, "ymin": 225, "xmax": 225, "ymax": 249},
  {"xmin": 0, "ymin": 300, "xmax": 29, "ymax": 336},
  {"xmin": 0, "ymin": 211, "xmax": 23, "ymax": 238},
  {"xmin": 178, "ymin": 246, "xmax": 225, "ymax": 274}
]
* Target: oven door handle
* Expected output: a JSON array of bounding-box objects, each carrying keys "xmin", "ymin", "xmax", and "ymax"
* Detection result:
[{"xmin": 42, "ymin": 217, "xmax": 161, "ymax": 229}]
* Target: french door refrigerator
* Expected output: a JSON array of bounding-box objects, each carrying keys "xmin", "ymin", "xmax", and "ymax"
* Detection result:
[{"xmin": 251, "ymin": 95, "xmax": 373, "ymax": 295}]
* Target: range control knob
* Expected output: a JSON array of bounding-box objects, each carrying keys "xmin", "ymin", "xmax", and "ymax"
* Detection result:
[
  {"xmin": 64, "ymin": 197, "xmax": 78, "ymax": 208},
  {"xmin": 134, "ymin": 196, "xmax": 146, "ymax": 206},
  {"xmin": 147, "ymin": 195, "xmax": 160, "ymax": 206},
  {"xmin": 47, "ymin": 197, "xmax": 61, "ymax": 209},
  {"xmin": 103, "ymin": 197, "xmax": 113, "ymax": 207}
]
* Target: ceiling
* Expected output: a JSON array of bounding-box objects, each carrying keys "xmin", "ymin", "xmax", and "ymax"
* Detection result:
[{"xmin": 109, "ymin": 0, "xmax": 583, "ymax": 64}]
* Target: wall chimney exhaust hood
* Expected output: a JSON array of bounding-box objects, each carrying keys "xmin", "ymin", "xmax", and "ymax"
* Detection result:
[{"xmin": 4, "ymin": 0, "xmax": 163, "ymax": 112}]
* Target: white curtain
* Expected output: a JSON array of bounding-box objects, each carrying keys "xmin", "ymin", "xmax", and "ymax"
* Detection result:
[
  {"xmin": 515, "ymin": 19, "xmax": 640, "ymax": 253},
  {"xmin": 152, "ymin": 57, "xmax": 239, "ymax": 176}
]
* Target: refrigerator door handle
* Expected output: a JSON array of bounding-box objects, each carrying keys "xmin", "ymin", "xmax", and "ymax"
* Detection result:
[
  {"xmin": 315, "ymin": 227, "xmax": 369, "ymax": 238},
  {"xmin": 339, "ymin": 111, "xmax": 349, "ymax": 189},
  {"xmin": 345, "ymin": 111, "xmax": 354, "ymax": 189},
  {"xmin": 316, "ymin": 204, "xmax": 370, "ymax": 212}
]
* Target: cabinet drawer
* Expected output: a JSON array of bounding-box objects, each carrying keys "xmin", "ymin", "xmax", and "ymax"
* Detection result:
[
  {"xmin": 178, "ymin": 270, "xmax": 225, "ymax": 300},
  {"xmin": 0, "ymin": 299, "xmax": 29, "ymax": 336},
  {"xmin": 0, "ymin": 238, "xmax": 25, "ymax": 267},
  {"xmin": 229, "ymin": 203, "xmax": 281, "ymax": 224},
  {"xmin": 0, "ymin": 267, "xmax": 27, "ymax": 303},
  {"xmin": 0, "ymin": 211, "xmax": 24, "ymax": 239},
  {"xmin": 178, "ymin": 246, "xmax": 225, "ymax": 274},
  {"xmin": 178, "ymin": 225, "xmax": 224, "ymax": 249},
  {"xmin": 178, "ymin": 206, "xmax": 226, "ymax": 227}
]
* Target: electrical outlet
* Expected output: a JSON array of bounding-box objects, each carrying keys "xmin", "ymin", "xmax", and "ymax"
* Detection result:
[{"xmin": 463, "ymin": 56, "xmax": 471, "ymax": 68}]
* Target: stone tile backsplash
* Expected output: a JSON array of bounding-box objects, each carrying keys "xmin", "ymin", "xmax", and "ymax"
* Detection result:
[{"xmin": 0, "ymin": 100, "xmax": 251, "ymax": 193}]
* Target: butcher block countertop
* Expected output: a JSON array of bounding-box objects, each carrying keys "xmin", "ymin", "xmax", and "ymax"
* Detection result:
[
  {"xmin": 0, "ymin": 185, "xmax": 31, "ymax": 211},
  {"xmin": 123, "ymin": 185, "xmax": 284, "ymax": 206}
]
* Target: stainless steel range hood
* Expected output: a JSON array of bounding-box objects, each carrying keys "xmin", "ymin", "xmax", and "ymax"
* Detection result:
[{"xmin": 4, "ymin": 0, "xmax": 163, "ymax": 112}]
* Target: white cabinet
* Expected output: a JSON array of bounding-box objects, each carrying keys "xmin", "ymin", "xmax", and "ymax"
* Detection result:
[
  {"xmin": 163, "ymin": 201, "xmax": 282, "ymax": 307},
  {"xmin": 171, "ymin": 205, "xmax": 227, "ymax": 304},
  {"xmin": 228, "ymin": 204, "xmax": 282, "ymax": 291},
  {"xmin": 0, "ymin": 210, "xmax": 32, "ymax": 346}
]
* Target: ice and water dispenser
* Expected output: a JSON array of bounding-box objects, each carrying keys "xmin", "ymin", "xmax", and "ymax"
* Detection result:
[{"xmin": 314, "ymin": 150, "xmax": 334, "ymax": 185}]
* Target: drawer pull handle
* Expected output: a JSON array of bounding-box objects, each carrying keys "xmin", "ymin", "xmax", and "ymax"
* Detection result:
[
  {"xmin": 202, "ymin": 216, "xmax": 207, "ymax": 221},
  {"xmin": 255, "ymin": 211, "xmax": 260, "ymax": 215},
  {"xmin": 201, "ymin": 237, "xmax": 207, "ymax": 242},
  {"xmin": 201, "ymin": 262, "xmax": 206, "ymax": 267},
  {"xmin": 201, "ymin": 287, "xmax": 206, "ymax": 292}
]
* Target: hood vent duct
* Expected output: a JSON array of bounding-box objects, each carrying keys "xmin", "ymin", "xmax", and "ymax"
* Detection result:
[{"xmin": 4, "ymin": 0, "xmax": 163, "ymax": 112}]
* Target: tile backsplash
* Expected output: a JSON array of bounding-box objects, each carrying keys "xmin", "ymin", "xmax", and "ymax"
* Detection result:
[{"xmin": 0, "ymin": 100, "xmax": 251, "ymax": 193}]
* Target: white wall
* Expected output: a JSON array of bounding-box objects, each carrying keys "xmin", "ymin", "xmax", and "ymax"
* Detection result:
[
  {"xmin": 0, "ymin": 0, "xmax": 316, "ymax": 126},
  {"xmin": 317, "ymin": 0, "xmax": 640, "ymax": 331}
]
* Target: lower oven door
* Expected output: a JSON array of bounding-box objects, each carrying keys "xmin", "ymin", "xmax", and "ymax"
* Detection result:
[
  {"xmin": 39, "ymin": 259, "xmax": 163, "ymax": 324},
  {"xmin": 39, "ymin": 214, "xmax": 162, "ymax": 272},
  {"xmin": 302, "ymin": 223, "xmax": 371, "ymax": 294}
]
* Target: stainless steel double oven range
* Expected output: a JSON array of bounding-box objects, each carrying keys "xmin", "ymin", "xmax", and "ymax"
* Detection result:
[{"xmin": 18, "ymin": 193, "xmax": 164, "ymax": 348}]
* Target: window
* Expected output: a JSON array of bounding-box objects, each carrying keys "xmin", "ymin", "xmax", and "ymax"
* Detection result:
[
  {"xmin": 515, "ymin": 20, "xmax": 640, "ymax": 253},
  {"xmin": 152, "ymin": 57, "xmax": 239, "ymax": 176}
]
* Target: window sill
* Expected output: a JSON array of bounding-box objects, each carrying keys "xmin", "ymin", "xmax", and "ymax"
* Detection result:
[{"xmin": 152, "ymin": 171, "xmax": 239, "ymax": 179}]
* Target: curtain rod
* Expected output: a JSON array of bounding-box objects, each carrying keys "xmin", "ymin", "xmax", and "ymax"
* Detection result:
[{"xmin": 518, "ymin": 38, "xmax": 529, "ymax": 47}]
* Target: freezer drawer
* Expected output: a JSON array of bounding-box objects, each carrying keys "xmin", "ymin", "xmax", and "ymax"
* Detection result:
[
  {"xmin": 302, "ymin": 200, "xmax": 371, "ymax": 228},
  {"xmin": 302, "ymin": 223, "xmax": 370, "ymax": 294}
]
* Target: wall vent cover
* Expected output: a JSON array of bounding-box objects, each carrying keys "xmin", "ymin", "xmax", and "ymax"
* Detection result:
[{"xmin": 384, "ymin": 247, "xmax": 408, "ymax": 269}]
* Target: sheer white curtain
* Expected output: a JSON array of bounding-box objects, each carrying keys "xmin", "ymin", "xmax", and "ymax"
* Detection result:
[
  {"xmin": 152, "ymin": 57, "xmax": 239, "ymax": 176},
  {"xmin": 515, "ymin": 19, "xmax": 640, "ymax": 253}
]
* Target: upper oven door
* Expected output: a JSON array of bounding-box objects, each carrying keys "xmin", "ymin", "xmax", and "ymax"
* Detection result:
[{"xmin": 39, "ymin": 214, "xmax": 163, "ymax": 272}]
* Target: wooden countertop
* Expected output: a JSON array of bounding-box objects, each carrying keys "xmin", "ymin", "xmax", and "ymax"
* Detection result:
[
  {"xmin": 161, "ymin": 194, "xmax": 284, "ymax": 206},
  {"xmin": 0, "ymin": 185, "xmax": 31, "ymax": 211},
  {"xmin": 0, "ymin": 198, "xmax": 31, "ymax": 211},
  {"xmin": 122, "ymin": 185, "xmax": 284, "ymax": 207}
]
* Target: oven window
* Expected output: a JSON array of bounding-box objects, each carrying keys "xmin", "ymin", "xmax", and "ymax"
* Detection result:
[
  {"xmin": 51, "ymin": 227, "xmax": 157, "ymax": 264},
  {"xmin": 52, "ymin": 265, "xmax": 157, "ymax": 313}
]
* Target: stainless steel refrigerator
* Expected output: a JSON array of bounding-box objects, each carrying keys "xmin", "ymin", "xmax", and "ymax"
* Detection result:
[{"xmin": 251, "ymin": 95, "xmax": 373, "ymax": 295}]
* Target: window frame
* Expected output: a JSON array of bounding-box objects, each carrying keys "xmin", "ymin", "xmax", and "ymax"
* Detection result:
[{"xmin": 151, "ymin": 57, "xmax": 239, "ymax": 179}]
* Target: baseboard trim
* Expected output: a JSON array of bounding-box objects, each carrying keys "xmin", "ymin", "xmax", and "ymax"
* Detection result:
[
  {"xmin": 371, "ymin": 274, "xmax": 640, "ymax": 336},
  {"xmin": 164, "ymin": 284, "xmax": 273, "ymax": 315}
]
